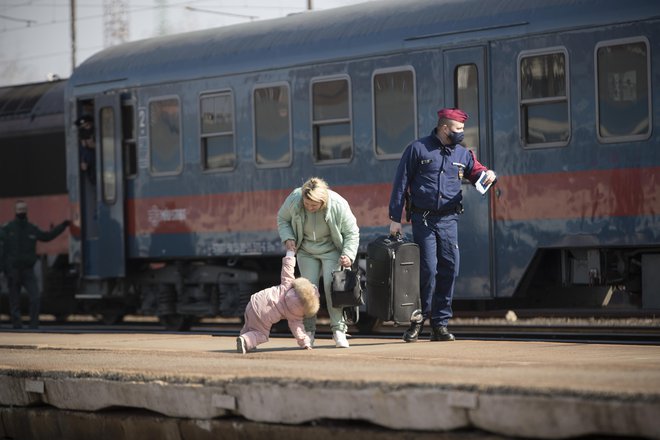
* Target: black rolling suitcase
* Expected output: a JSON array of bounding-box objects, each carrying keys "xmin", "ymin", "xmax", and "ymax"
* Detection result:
[{"xmin": 366, "ymin": 235, "xmax": 421, "ymax": 324}]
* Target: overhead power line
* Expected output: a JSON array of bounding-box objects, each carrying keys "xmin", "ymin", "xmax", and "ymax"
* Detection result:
[
  {"xmin": 0, "ymin": 13, "xmax": 37, "ymax": 25},
  {"xmin": 184, "ymin": 6, "xmax": 258, "ymax": 20}
]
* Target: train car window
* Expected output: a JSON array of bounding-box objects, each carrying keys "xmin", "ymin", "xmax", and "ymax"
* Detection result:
[
  {"xmin": 122, "ymin": 104, "xmax": 137, "ymax": 178},
  {"xmin": 0, "ymin": 135, "xmax": 66, "ymax": 197},
  {"xmin": 100, "ymin": 107, "xmax": 117, "ymax": 204},
  {"xmin": 311, "ymin": 77, "xmax": 352, "ymax": 162},
  {"xmin": 201, "ymin": 92, "xmax": 236, "ymax": 170},
  {"xmin": 519, "ymin": 49, "xmax": 570, "ymax": 147},
  {"xmin": 595, "ymin": 38, "xmax": 650, "ymax": 143},
  {"xmin": 455, "ymin": 64, "xmax": 480, "ymax": 156},
  {"xmin": 373, "ymin": 68, "xmax": 416, "ymax": 158},
  {"xmin": 149, "ymin": 97, "xmax": 182, "ymax": 175},
  {"xmin": 253, "ymin": 85, "xmax": 291, "ymax": 167}
]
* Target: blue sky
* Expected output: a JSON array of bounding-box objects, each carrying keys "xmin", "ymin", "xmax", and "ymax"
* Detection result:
[{"xmin": 0, "ymin": 0, "xmax": 378, "ymax": 87}]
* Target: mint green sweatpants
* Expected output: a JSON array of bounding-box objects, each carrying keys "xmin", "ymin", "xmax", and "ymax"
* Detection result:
[{"xmin": 296, "ymin": 249, "xmax": 347, "ymax": 333}]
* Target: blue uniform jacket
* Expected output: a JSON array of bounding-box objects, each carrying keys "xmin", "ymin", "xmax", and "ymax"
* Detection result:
[{"xmin": 389, "ymin": 129, "xmax": 485, "ymax": 223}]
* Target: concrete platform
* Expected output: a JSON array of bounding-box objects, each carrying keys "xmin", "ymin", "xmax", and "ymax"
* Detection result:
[{"xmin": 1, "ymin": 331, "xmax": 659, "ymax": 439}]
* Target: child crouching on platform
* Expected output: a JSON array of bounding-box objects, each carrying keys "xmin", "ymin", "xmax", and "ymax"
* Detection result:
[{"xmin": 237, "ymin": 251, "xmax": 320, "ymax": 353}]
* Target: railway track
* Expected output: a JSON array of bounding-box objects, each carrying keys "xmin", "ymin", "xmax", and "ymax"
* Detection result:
[
  {"xmin": 379, "ymin": 325, "xmax": 660, "ymax": 345},
  {"xmin": 4, "ymin": 316, "xmax": 659, "ymax": 345}
]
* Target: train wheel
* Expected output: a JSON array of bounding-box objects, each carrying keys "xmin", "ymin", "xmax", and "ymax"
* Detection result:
[
  {"xmin": 53, "ymin": 314, "xmax": 70, "ymax": 324},
  {"xmin": 159, "ymin": 314, "xmax": 193, "ymax": 331},
  {"xmin": 98, "ymin": 313, "xmax": 125, "ymax": 325}
]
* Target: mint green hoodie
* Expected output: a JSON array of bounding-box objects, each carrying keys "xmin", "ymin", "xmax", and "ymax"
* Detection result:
[{"xmin": 277, "ymin": 188, "xmax": 359, "ymax": 262}]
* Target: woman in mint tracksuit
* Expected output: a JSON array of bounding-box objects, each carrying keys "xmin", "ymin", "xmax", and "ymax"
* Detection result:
[{"xmin": 277, "ymin": 177, "xmax": 359, "ymax": 348}]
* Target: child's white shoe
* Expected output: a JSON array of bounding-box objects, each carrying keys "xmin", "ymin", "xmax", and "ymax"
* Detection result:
[
  {"xmin": 305, "ymin": 331, "xmax": 315, "ymax": 347},
  {"xmin": 236, "ymin": 336, "xmax": 247, "ymax": 354},
  {"xmin": 333, "ymin": 330, "xmax": 349, "ymax": 348}
]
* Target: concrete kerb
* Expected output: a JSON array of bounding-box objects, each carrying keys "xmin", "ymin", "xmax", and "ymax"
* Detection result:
[
  {"xmin": 0, "ymin": 374, "xmax": 234, "ymax": 419},
  {"xmin": 1, "ymin": 371, "xmax": 659, "ymax": 439}
]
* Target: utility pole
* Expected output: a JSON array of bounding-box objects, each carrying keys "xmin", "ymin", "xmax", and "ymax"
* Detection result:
[
  {"xmin": 70, "ymin": 0, "xmax": 76, "ymax": 72},
  {"xmin": 103, "ymin": 0, "xmax": 129, "ymax": 48},
  {"xmin": 307, "ymin": 0, "xmax": 313, "ymax": 10}
]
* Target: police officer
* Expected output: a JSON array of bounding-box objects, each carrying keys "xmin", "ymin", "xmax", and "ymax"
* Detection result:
[
  {"xmin": 2, "ymin": 200, "xmax": 70, "ymax": 329},
  {"xmin": 388, "ymin": 108, "xmax": 496, "ymax": 342}
]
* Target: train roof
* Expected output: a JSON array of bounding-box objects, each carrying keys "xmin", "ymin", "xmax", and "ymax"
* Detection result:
[
  {"xmin": 69, "ymin": 0, "xmax": 658, "ymax": 89},
  {"xmin": 0, "ymin": 80, "xmax": 65, "ymax": 136},
  {"xmin": 0, "ymin": 80, "xmax": 65, "ymax": 118}
]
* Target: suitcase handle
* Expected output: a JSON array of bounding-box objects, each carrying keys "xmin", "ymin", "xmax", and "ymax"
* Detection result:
[{"xmin": 385, "ymin": 232, "xmax": 404, "ymax": 245}]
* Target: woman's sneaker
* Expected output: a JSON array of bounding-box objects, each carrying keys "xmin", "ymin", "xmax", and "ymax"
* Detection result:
[
  {"xmin": 236, "ymin": 336, "xmax": 248, "ymax": 354},
  {"xmin": 333, "ymin": 330, "xmax": 349, "ymax": 348}
]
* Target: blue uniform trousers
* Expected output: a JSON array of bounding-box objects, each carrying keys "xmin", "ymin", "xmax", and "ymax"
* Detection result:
[{"xmin": 411, "ymin": 212, "xmax": 459, "ymax": 328}]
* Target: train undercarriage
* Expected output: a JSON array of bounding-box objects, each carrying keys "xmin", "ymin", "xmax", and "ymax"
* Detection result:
[
  {"xmin": 3, "ymin": 246, "xmax": 657, "ymax": 331},
  {"xmin": 514, "ymin": 246, "xmax": 660, "ymax": 310}
]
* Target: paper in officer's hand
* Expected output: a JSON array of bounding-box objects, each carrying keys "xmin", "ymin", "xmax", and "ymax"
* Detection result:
[{"xmin": 475, "ymin": 171, "xmax": 492, "ymax": 195}]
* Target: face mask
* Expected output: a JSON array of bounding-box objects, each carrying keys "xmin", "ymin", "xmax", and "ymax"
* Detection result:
[
  {"xmin": 447, "ymin": 130, "xmax": 464, "ymax": 145},
  {"xmin": 16, "ymin": 213, "xmax": 27, "ymax": 220}
]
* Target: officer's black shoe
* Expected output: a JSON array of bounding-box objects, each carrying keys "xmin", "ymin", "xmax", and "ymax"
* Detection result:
[
  {"xmin": 403, "ymin": 321, "xmax": 424, "ymax": 343},
  {"xmin": 430, "ymin": 326, "xmax": 455, "ymax": 341}
]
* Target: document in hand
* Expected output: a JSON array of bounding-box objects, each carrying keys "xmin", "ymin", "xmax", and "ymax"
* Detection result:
[{"xmin": 476, "ymin": 171, "xmax": 492, "ymax": 194}]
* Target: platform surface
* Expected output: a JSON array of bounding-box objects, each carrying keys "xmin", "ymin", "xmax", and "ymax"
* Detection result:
[{"xmin": 1, "ymin": 331, "xmax": 659, "ymax": 439}]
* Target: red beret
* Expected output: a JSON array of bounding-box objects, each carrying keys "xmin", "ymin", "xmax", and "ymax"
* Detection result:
[{"xmin": 437, "ymin": 108, "xmax": 468, "ymax": 123}]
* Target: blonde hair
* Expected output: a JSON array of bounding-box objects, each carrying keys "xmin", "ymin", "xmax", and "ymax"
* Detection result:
[
  {"xmin": 291, "ymin": 277, "xmax": 320, "ymax": 318},
  {"xmin": 301, "ymin": 177, "xmax": 329, "ymax": 210}
]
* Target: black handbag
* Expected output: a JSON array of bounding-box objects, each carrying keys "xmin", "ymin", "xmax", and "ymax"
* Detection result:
[{"xmin": 330, "ymin": 266, "xmax": 364, "ymax": 307}]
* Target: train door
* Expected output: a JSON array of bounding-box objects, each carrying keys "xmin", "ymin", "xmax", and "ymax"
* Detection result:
[
  {"xmin": 83, "ymin": 94, "xmax": 126, "ymax": 278},
  {"xmin": 443, "ymin": 46, "xmax": 494, "ymax": 298}
]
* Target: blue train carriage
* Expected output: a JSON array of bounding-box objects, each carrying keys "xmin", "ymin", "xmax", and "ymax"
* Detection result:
[
  {"xmin": 0, "ymin": 80, "xmax": 77, "ymax": 321},
  {"xmin": 64, "ymin": 0, "xmax": 660, "ymax": 330},
  {"xmin": 490, "ymin": 2, "xmax": 660, "ymax": 310}
]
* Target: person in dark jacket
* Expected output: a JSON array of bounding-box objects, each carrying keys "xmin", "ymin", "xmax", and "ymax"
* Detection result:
[
  {"xmin": 0, "ymin": 227, "xmax": 4, "ymax": 261},
  {"xmin": 75, "ymin": 114, "xmax": 96, "ymax": 185},
  {"xmin": 2, "ymin": 200, "xmax": 70, "ymax": 329},
  {"xmin": 389, "ymin": 108, "xmax": 496, "ymax": 343},
  {"xmin": 0, "ymin": 227, "xmax": 5, "ymax": 278}
]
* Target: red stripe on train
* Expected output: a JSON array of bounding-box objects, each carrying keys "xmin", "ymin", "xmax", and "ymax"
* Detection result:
[
  {"xmin": 493, "ymin": 166, "xmax": 660, "ymax": 221},
  {"xmin": 125, "ymin": 184, "xmax": 393, "ymax": 235},
  {"xmin": 124, "ymin": 166, "xmax": 659, "ymax": 235}
]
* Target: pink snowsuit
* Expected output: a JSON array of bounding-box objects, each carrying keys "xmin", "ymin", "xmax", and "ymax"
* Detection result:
[{"xmin": 240, "ymin": 256, "xmax": 318, "ymax": 350}]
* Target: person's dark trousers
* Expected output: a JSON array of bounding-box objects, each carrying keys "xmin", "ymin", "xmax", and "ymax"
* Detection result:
[
  {"xmin": 411, "ymin": 213, "xmax": 459, "ymax": 329},
  {"xmin": 7, "ymin": 267, "xmax": 40, "ymax": 329}
]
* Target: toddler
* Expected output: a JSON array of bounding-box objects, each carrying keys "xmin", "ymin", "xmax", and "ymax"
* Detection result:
[{"xmin": 237, "ymin": 251, "xmax": 319, "ymax": 353}]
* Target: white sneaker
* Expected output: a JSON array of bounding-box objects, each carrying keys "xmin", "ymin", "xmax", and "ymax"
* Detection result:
[
  {"xmin": 333, "ymin": 330, "xmax": 349, "ymax": 348},
  {"xmin": 305, "ymin": 331, "xmax": 315, "ymax": 347}
]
